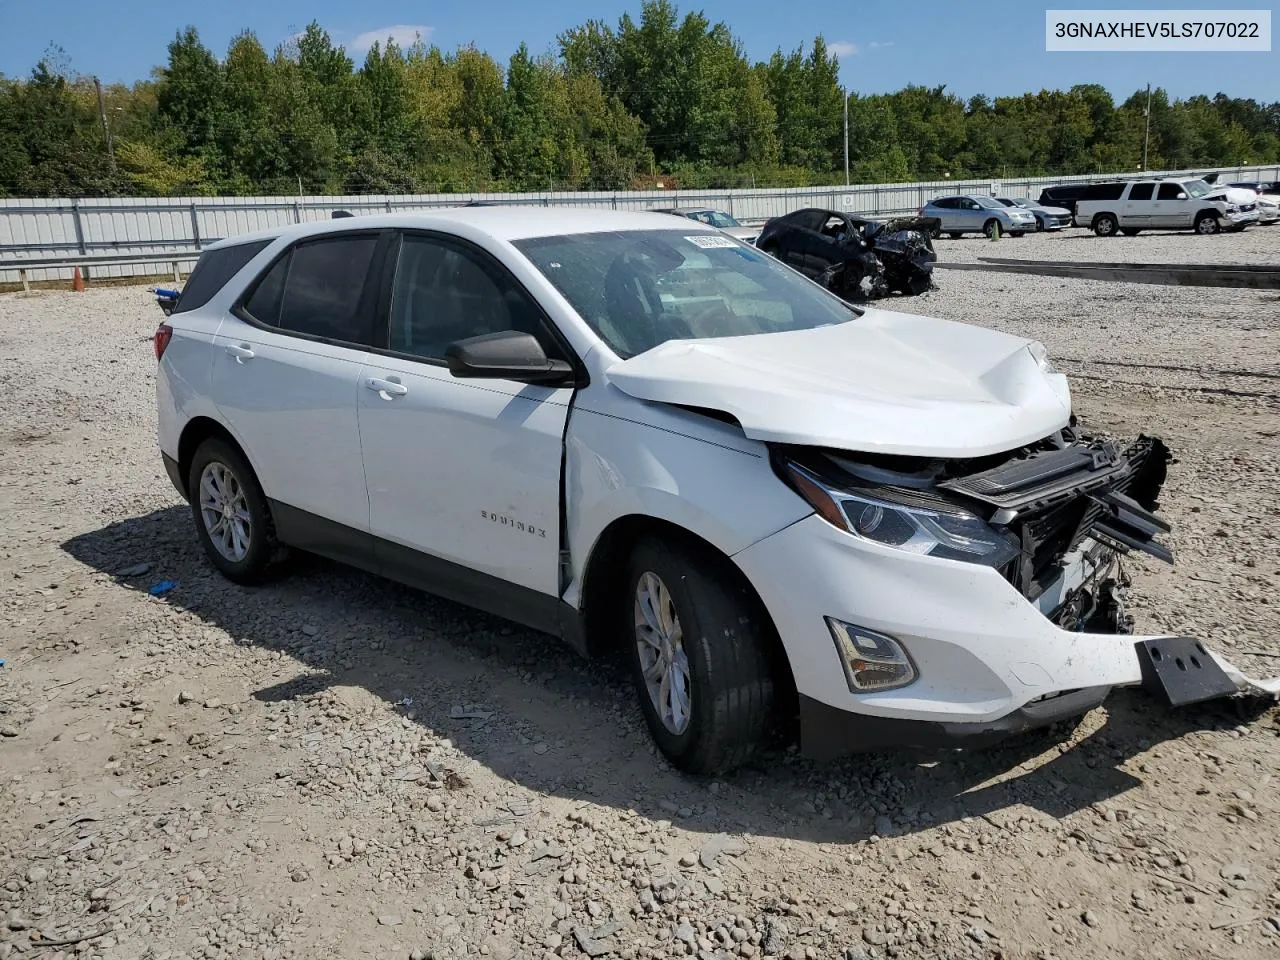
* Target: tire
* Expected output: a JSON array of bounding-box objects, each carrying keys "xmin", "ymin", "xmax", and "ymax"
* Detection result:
[
  {"xmin": 1092, "ymin": 213, "xmax": 1118, "ymax": 237},
  {"xmin": 1194, "ymin": 212, "xmax": 1220, "ymax": 235},
  {"xmin": 1120, "ymin": 228, "xmax": 1142, "ymax": 236},
  {"xmin": 1034, "ymin": 216, "xmax": 1045, "ymax": 232},
  {"xmin": 947, "ymin": 232, "xmax": 963, "ymax": 239},
  {"xmin": 187, "ymin": 438, "xmax": 287, "ymax": 585},
  {"xmin": 625, "ymin": 535, "xmax": 778, "ymax": 775},
  {"xmin": 982, "ymin": 219, "xmax": 1000, "ymax": 239}
]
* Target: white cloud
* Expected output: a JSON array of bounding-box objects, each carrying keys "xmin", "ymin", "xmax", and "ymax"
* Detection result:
[
  {"xmin": 869, "ymin": 40, "xmax": 895, "ymax": 49},
  {"xmin": 829, "ymin": 41, "xmax": 859, "ymax": 57},
  {"xmin": 350, "ymin": 24, "xmax": 432, "ymax": 53}
]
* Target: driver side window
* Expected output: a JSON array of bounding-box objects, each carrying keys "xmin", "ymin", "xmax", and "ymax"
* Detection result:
[{"xmin": 388, "ymin": 235, "xmax": 564, "ymax": 363}]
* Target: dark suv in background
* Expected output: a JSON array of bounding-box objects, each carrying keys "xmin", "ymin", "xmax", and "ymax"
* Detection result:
[{"xmin": 1038, "ymin": 181, "xmax": 1127, "ymax": 215}]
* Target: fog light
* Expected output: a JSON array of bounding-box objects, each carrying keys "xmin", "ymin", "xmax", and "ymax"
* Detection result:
[{"xmin": 826, "ymin": 618, "xmax": 918, "ymax": 692}]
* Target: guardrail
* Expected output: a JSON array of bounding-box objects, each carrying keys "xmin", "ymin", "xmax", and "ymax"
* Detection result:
[
  {"xmin": 3, "ymin": 164, "xmax": 1276, "ymax": 285},
  {"xmin": 3, "ymin": 251, "xmax": 201, "ymax": 291}
]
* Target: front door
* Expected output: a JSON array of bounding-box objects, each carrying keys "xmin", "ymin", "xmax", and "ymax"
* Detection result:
[
  {"xmin": 1155, "ymin": 182, "xmax": 1192, "ymax": 227},
  {"xmin": 357, "ymin": 232, "xmax": 573, "ymax": 604}
]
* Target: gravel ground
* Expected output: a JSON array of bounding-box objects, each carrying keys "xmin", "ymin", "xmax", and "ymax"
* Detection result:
[{"xmin": 2, "ymin": 239, "xmax": 1279, "ymax": 960}]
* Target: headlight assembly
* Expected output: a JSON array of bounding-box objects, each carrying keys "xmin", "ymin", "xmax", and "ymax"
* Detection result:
[{"xmin": 781, "ymin": 460, "xmax": 1019, "ymax": 567}]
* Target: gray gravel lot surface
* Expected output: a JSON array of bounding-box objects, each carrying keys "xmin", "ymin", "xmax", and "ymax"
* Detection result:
[{"xmin": 2, "ymin": 227, "xmax": 1279, "ymax": 960}]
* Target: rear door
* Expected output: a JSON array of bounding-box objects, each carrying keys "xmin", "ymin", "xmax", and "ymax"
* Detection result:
[
  {"xmin": 356, "ymin": 231, "xmax": 574, "ymax": 601},
  {"xmin": 210, "ymin": 230, "xmax": 390, "ymax": 562},
  {"xmin": 1122, "ymin": 182, "xmax": 1156, "ymax": 227},
  {"xmin": 931, "ymin": 198, "xmax": 957, "ymax": 231}
]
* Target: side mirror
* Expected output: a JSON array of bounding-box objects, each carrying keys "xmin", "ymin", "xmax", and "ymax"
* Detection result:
[
  {"xmin": 444, "ymin": 330, "xmax": 574, "ymax": 384},
  {"xmin": 1176, "ymin": 192, "xmax": 1188, "ymax": 200}
]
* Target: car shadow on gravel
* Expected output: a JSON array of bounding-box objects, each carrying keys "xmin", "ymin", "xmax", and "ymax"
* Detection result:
[{"xmin": 62, "ymin": 506, "xmax": 1271, "ymax": 845}]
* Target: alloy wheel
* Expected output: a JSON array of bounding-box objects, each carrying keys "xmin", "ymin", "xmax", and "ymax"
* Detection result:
[
  {"xmin": 198, "ymin": 461, "xmax": 252, "ymax": 562},
  {"xmin": 634, "ymin": 571, "xmax": 692, "ymax": 735}
]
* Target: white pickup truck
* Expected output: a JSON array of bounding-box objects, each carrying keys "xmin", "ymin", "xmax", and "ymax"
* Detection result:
[{"xmin": 1074, "ymin": 177, "xmax": 1259, "ymax": 236}]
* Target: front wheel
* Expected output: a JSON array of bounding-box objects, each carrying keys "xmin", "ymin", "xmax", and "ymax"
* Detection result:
[
  {"xmin": 1092, "ymin": 213, "xmax": 1118, "ymax": 237},
  {"xmin": 983, "ymin": 219, "xmax": 1001, "ymax": 239},
  {"xmin": 625, "ymin": 537, "xmax": 779, "ymax": 775},
  {"xmin": 1034, "ymin": 216, "xmax": 1045, "ymax": 232},
  {"xmin": 187, "ymin": 438, "xmax": 287, "ymax": 585},
  {"xmin": 1194, "ymin": 213, "xmax": 1220, "ymax": 235}
]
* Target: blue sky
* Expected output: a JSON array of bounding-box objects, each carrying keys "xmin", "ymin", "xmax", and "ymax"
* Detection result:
[{"xmin": 1, "ymin": 0, "xmax": 1276, "ymax": 102}]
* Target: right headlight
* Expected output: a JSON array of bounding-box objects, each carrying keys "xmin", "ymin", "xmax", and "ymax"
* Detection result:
[{"xmin": 781, "ymin": 460, "xmax": 1019, "ymax": 567}]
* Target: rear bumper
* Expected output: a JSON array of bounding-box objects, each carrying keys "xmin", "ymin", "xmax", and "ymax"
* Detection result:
[{"xmin": 162, "ymin": 452, "xmax": 187, "ymax": 501}]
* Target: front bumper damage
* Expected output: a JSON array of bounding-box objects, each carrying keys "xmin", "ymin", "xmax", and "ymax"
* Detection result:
[{"xmin": 737, "ymin": 430, "xmax": 1280, "ymax": 759}]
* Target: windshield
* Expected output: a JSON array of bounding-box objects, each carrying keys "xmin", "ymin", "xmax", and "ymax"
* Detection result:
[
  {"xmin": 994, "ymin": 198, "xmax": 1016, "ymax": 207},
  {"xmin": 1183, "ymin": 179, "xmax": 1212, "ymax": 198},
  {"xmin": 514, "ymin": 229, "xmax": 858, "ymax": 359},
  {"xmin": 1011, "ymin": 198, "xmax": 1033, "ymax": 208},
  {"xmin": 974, "ymin": 196, "xmax": 1004, "ymax": 209},
  {"xmin": 688, "ymin": 210, "xmax": 742, "ymax": 229}
]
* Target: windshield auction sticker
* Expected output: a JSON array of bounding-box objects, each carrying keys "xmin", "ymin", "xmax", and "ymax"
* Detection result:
[
  {"xmin": 1046, "ymin": 9, "xmax": 1271, "ymax": 50},
  {"xmin": 685, "ymin": 235, "xmax": 739, "ymax": 248}
]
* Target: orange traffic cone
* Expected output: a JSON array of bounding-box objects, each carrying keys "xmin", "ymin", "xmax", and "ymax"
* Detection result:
[{"xmin": 71, "ymin": 267, "xmax": 86, "ymax": 292}]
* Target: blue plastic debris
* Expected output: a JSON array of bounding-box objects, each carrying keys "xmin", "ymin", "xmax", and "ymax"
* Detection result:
[
  {"xmin": 148, "ymin": 580, "xmax": 177, "ymax": 596},
  {"xmin": 0, "ymin": 659, "xmax": 6, "ymax": 668}
]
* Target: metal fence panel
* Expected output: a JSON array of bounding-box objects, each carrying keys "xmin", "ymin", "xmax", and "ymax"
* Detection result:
[{"xmin": 3, "ymin": 165, "xmax": 1277, "ymax": 283}]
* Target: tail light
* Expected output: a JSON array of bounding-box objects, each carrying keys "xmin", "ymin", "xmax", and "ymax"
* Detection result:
[{"xmin": 153, "ymin": 324, "xmax": 173, "ymax": 361}]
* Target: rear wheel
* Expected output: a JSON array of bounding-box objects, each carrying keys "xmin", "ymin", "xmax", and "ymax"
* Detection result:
[
  {"xmin": 1092, "ymin": 213, "xmax": 1118, "ymax": 237},
  {"xmin": 625, "ymin": 536, "xmax": 778, "ymax": 775},
  {"xmin": 187, "ymin": 438, "xmax": 287, "ymax": 585},
  {"xmin": 1194, "ymin": 212, "xmax": 1220, "ymax": 235}
]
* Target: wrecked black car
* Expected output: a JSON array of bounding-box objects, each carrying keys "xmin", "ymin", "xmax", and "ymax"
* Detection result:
[{"xmin": 755, "ymin": 208, "xmax": 939, "ymax": 299}]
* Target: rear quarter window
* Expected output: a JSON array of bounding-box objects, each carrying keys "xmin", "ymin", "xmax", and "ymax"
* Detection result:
[
  {"xmin": 172, "ymin": 239, "xmax": 273, "ymax": 314},
  {"xmin": 1081, "ymin": 183, "xmax": 1126, "ymax": 201}
]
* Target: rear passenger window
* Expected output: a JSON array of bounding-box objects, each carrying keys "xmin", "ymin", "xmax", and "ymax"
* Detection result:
[
  {"xmin": 1157, "ymin": 183, "xmax": 1187, "ymax": 200},
  {"xmin": 1128, "ymin": 183, "xmax": 1154, "ymax": 201},
  {"xmin": 172, "ymin": 239, "xmax": 272, "ymax": 314},
  {"xmin": 242, "ymin": 235, "xmax": 378, "ymax": 344},
  {"xmin": 388, "ymin": 235, "xmax": 563, "ymax": 364}
]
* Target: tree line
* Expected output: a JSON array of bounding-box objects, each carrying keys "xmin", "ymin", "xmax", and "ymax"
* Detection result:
[{"xmin": 2, "ymin": 0, "xmax": 1277, "ymax": 198}]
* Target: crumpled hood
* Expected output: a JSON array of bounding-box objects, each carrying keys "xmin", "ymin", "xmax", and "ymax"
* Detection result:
[
  {"xmin": 1206, "ymin": 186, "xmax": 1258, "ymax": 205},
  {"xmin": 606, "ymin": 308, "xmax": 1073, "ymax": 458}
]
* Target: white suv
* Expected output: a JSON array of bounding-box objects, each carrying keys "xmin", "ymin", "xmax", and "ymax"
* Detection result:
[
  {"xmin": 1074, "ymin": 178, "xmax": 1259, "ymax": 236},
  {"xmin": 154, "ymin": 208, "xmax": 1277, "ymax": 773}
]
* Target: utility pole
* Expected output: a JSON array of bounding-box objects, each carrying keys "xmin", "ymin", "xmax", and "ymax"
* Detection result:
[
  {"xmin": 843, "ymin": 87, "xmax": 850, "ymax": 186},
  {"xmin": 1142, "ymin": 82, "xmax": 1152, "ymax": 171},
  {"xmin": 94, "ymin": 77, "xmax": 116, "ymax": 179}
]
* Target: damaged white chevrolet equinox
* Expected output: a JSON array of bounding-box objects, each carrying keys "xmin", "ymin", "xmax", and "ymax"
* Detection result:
[{"xmin": 154, "ymin": 208, "xmax": 1278, "ymax": 774}]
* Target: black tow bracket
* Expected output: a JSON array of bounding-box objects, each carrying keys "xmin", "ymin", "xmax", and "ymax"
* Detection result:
[{"xmin": 1135, "ymin": 637, "xmax": 1238, "ymax": 707}]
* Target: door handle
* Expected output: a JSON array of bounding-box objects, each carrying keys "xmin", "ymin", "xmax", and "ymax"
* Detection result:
[
  {"xmin": 225, "ymin": 343, "xmax": 254, "ymax": 363},
  {"xmin": 366, "ymin": 377, "xmax": 408, "ymax": 400}
]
